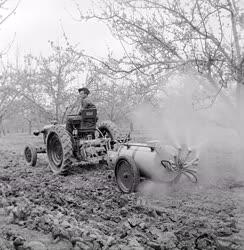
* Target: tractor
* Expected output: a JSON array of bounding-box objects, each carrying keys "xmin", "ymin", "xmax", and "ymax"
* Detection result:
[{"xmin": 24, "ymin": 107, "xmax": 199, "ymax": 193}]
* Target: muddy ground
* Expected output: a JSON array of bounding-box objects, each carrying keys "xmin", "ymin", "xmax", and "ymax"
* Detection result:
[{"xmin": 0, "ymin": 133, "xmax": 244, "ymax": 250}]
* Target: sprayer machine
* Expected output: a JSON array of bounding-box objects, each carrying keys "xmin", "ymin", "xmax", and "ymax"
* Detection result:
[
  {"xmin": 24, "ymin": 108, "xmax": 199, "ymax": 193},
  {"xmin": 108, "ymin": 140, "xmax": 199, "ymax": 193}
]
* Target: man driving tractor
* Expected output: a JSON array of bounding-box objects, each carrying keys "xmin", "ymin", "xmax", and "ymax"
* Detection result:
[{"xmin": 66, "ymin": 87, "xmax": 96, "ymax": 134}]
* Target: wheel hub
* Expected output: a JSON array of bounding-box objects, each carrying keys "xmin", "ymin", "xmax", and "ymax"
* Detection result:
[
  {"xmin": 117, "ymin": 160, "xmax": 135, "ymax": 192},
  {"xmin": 25, "ymin": 148, "xmax": 32, "ymax": 162}
]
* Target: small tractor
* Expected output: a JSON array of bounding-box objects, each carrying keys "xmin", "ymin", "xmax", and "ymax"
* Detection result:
[{"xmin": 24, "ymin": 107, "xmax": 199, "ymax": 193}]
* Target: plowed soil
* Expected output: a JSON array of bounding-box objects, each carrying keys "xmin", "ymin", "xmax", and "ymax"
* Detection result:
[{"xmin": 0, "ymin": 133, "xmax": 244, "ymax": 250}]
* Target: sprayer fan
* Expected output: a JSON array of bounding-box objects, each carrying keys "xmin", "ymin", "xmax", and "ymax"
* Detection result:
[{"xmin": 166, "ymin": 144, "xmax": 199, "ymax": 184}]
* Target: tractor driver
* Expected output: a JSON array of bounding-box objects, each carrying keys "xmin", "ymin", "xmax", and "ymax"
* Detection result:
[{"xmin": 66, "ymin": 87, "xmax": 96, "ymax": 134}]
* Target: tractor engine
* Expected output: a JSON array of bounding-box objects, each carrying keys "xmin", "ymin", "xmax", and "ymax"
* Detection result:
[
  {"xmin": 68, "ymin": 108, "xmax": 98, "ymax": 140},
  {"xmin": 67, "ymin": 108, "xmax": 109, "ymax": 162},
  {"xmin": 77, "ymin": 137, "xmax": 109, "ymax": 164}
]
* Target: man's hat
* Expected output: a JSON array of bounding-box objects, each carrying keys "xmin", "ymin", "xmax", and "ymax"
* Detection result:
[{"xmin": 78, "ymin": 87, "xmax": 90, "ymax": 95}]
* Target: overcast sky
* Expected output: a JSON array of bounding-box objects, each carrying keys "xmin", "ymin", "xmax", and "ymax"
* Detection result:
[
  {"xmin": 0, "ymin": 0, "xmax": 123, "ymax": 63},
  {"xmin": 2, "ymin": 0, "xmax": 244, "ymax": 64}
]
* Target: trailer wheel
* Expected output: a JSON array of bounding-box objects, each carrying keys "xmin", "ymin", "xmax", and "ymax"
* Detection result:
[
  {"xmin": 24, "ymin": 144, "xmax": 37, "ymax": 167},
  {"xmin": 46, "ymin": 125, "xmax": 73, "ymax": 174},
  {"xmin": 115, "ymin": 156, "xmax": 140, "ymax": 193}
]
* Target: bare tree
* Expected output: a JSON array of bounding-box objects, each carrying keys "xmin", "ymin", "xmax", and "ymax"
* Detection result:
[
  {"xmin": 0, "ymin": 64, "xmax": 21, "ymax": 136},
  {"xmin": 75, "ymin": 0, "xmax": 244, "ymax": 112},
  {"xmin": 80, "ymin": 58, "xmax": 160, "ymax": 125},
  {"xmin": 0, "ymin": 0, "xmax": 20, "ymax": 26},
  {"xmin": 0, "ymin": 0, "xmax": 21, "ymax": 135},
  {"xmin": 0, "ymin": 0, "xmax": 21, "ymax": 57},
  {"xmin": 24, "ymin": 42, "xmax": 85, "ymax": 122}
]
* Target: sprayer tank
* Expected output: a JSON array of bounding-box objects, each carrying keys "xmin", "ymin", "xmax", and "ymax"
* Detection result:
[{"xmin": 116, "ymin": 142, "xmax": 172, "ymax": 180}]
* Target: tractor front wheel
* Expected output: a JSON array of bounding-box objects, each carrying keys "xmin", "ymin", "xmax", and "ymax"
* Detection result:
[
  {"xmin": 24, "ymin": 144, "xmax": 37, "ymax": 167},
  {"xmin": 115, "ymin": 156, "xmax": 140, "ymax": 193},
  {"xmin": 46, "ymin": 125, "xmax": 73, "ymax": 174}
]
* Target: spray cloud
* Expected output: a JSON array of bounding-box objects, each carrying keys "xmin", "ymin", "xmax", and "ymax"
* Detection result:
[{"xmin": 131, "ymin": 73, "xmax": 244, "ymax": 197}]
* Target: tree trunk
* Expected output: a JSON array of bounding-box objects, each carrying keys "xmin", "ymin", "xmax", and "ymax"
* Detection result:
[
  {"xmin": 0, "ymin": 116, "xmax": 5, "ymax": 137},
  {"xmin": 235, "ymin": 80, "xmax": 244, "ymax": 176},
  {"xmin": 0, "ymin": 118, "xmax": 2, "ymax": 137},
  {"xmin": 55, "ymin": 101, "xmax": 59, "ymax": 123},
  {"xmin": 28, "ymin": 120, "xmax": 32, "ymax": 135},
  {"xmin": 55, "ymin": 70, "xmax": 62, "ymax": 123},
  {"xmin": 236, "ymin": 81, "xmax": 244, "ymax": 132}
]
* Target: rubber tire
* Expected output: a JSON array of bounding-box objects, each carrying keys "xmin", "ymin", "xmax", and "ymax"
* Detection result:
[
  {"xmin": 97, "ymin": 120, "xmax": 122, "ymax": 141},
  {"xmin": 24, "ymin": 144, "xmax": 37, "ymax": 167},
  {"xmin": 46, "ymin": 125, "xmax": 73, "ymax": 174},
  {"xmin": 115, "ymin": 156, "xmax": 140, "ymax": 193}
]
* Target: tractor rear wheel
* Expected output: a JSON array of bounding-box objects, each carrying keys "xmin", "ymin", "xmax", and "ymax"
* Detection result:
[
  {"xmin": 115, "ymin": 156, "xmax": 140, "ymax": 193},
  {"xmin": 97, "ymin": 120, "xmax": 122, "ymax": 141},
  {"xmin": 24, "ymin": 144, "xmax": 37, "ymax": 167},
  {"xmin": 97, "ymin": 120, "xmax": 123, "ymax": 151},
  {"xmin": 46, "ymin": 125, "xmax": 73, "ymax": 174}
]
